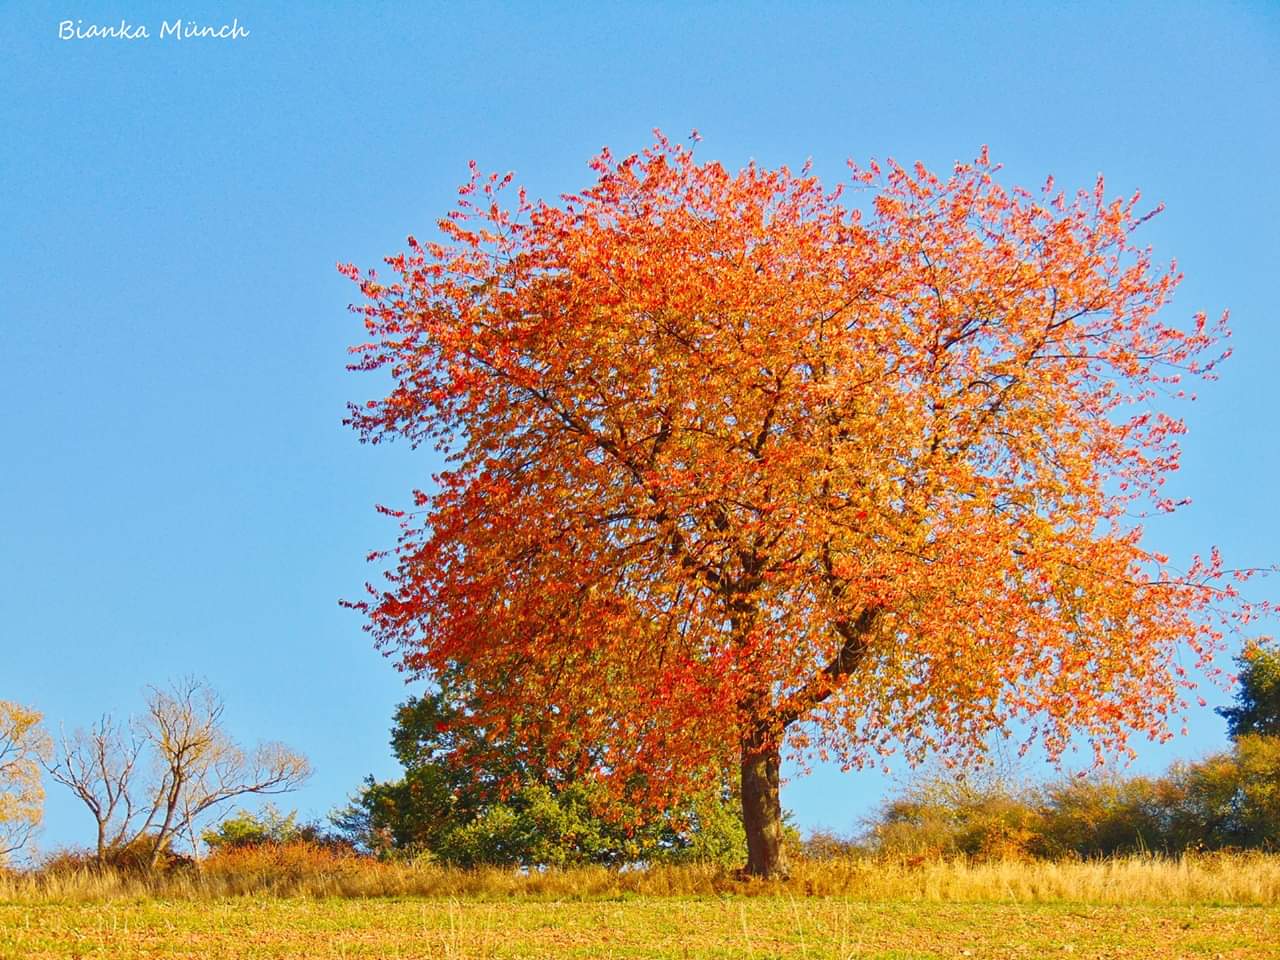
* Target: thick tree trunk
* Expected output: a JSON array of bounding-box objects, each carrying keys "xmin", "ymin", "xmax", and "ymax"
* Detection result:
[{"xmin": 740, "ymin": 742, "xmax": 788, "ymax": 879}]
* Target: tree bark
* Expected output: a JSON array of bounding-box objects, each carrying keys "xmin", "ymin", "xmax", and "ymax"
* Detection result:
[{"xmin": 740, "ymin": 741, "xmax": 788, "ymax": 879}]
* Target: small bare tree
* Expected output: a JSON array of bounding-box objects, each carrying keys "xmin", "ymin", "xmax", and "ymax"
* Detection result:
[
  {"xmin": 46, "ymin": 678, "xmax": 311, "ymax": 868},
  {"xmin": 44, "ymin": 714, "xmax": 145, "ymax": 864},
  {"xmin": 0, "ymin": 700, "xmax": 51, "ymax": 863}
]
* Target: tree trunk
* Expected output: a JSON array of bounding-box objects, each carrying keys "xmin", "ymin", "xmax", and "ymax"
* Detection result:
[{"xmin": 740, "ymin": 742, "xmax": 788, "ymax": 879}]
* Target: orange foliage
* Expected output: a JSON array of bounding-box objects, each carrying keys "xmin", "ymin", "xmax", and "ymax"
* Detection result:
[{"xmin": 341, "ymin": 134, "xmax": 1265, "ymax": 812}]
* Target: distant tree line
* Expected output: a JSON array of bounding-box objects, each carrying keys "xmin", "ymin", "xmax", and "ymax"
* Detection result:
[{"xmin": 861, "ymin": 646, "xmax": 1280, "ymax": 861}]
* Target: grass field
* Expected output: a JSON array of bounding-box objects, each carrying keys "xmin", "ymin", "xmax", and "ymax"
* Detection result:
[
  {"xmin": 2, "ymin": 901, "xmax": 1269, "ymax": 960},
  {"xmin": 3, "ymin": 855, "xmax": 1278, "ymax": 959},
  {"xmin": 3, "ymin": 898, "xmax": 1276, "ymax": 959}
]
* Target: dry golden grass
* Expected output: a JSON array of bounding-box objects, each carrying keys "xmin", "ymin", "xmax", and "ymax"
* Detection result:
[{"xmin": 4, "ymin": 847, "xmax": 1280, "ymax": 905}]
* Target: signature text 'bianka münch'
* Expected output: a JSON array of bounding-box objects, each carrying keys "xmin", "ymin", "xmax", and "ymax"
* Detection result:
[{"xmin": 58, "ymin": 19, "xmax": 250, "ymax": 41}]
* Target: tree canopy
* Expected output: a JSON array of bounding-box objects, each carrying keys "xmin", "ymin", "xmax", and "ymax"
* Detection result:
[
  {"xmin": 342, "ymin": 134, "xmax": 1263, "ymax": 876},
  {"xmin": 1218, "ymin": 644, "xmax": 1280, "ymax": 740},
  {"xmin": 0, "ymin": 701, "xmax": 49, "ymax": 863}
]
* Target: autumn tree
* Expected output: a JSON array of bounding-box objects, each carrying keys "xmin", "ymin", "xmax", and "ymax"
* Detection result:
[
  {"xmin": 0, "ymin": 701, "xmax": 50, "ymax": 863},
  {"xmin": 46, "ymin": 678, "xmax": 311, "ymax": 868},
  {"xmin": 341, "ymin": 135, "xmax": 1264, "ymax": 877}
]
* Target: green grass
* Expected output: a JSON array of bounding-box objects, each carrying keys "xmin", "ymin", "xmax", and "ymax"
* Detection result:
[{"xmin": 2, "ymin": 897, "xmax": 1275, "ymax": 959}]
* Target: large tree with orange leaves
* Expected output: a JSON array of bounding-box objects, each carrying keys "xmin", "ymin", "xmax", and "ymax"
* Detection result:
[{"xmin": 342, "ymin": 135, "xmax": 1262, "ymax": 877}]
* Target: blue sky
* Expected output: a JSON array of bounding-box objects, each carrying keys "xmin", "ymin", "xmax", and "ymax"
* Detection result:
[{"xmin": 2, "ymin": 1, "xmax": 1277, "ymax": 855}]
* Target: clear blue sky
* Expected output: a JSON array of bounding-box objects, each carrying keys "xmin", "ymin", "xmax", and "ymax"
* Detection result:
[{"xmin": 2, "ymin": 1, "xmax": 1277, "ymax": 855}]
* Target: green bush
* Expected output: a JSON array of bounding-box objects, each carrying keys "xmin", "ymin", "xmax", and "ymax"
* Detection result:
[
  {"xmin": 203, "ymin": 805, "xmax": 302, "ymax": 851},
  {"xmin": 203, "ymin": 804, "xmax": 353, "ymax": 855},
  {"xmin": 665, "ymin": 789, "xmax": 749, "ymax": 866},
  {"xmin": 336, "ymin": 689, "xmax": 747, "ymax": 868},
  {"xmin": 431, "ymin": 783, "xmax": 629, "ymax": 868}
]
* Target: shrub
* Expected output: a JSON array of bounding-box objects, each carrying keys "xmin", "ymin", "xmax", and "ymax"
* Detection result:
[
  {"xmin": 865, "ymin": 737, "xmax": 1280, "ymax": 861},
  {"xmin": 665, "ymin": 790, "xmax": 748, "ymax": 867},
  {"xmin": 867, "ymin": 767, "xmax": 1043, "ymax": 862},
  {"xmin": 795, "ymin": 829, "xmax": 864, "ymax": 861},
  {"xmin": 338, "ymin": 691, "xmax": 750, "ymax": 868},
  {"xmin": 1036, "ymin": 773, "xmax": 1178, "ymax": 857},
  {"xmin": 203, "ymin": 805, "xmax": 354, "ymax": 856},
  {"xmin": 1174, "ymin": 735, "xmax": 1280, "ymax": 850},
  {"xmin": 203, "ymin": 805, "xmax": 301, "ymax": 851},
  {"xmin": 37, "ymin": 834, "xmax": 191, "ymax": 875}
]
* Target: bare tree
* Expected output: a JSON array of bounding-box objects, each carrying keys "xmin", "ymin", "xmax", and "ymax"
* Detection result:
[
  {"xmin": 0, "ymin": 701, "xmax": 50, "ymax": 863},
  {"xmin": 44, "ymin": 715, "xmax": 146, "ymax": 864},
  {"xmin": 46, "ymin": 678, "xmax": 311, "ymax": 868}
]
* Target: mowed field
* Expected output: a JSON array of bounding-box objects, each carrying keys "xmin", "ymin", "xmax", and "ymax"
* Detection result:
[
  {"xmin": 2, "ymin": 897, "xmax": 1277, "ymax": 960},
  {"xmin": 3, "ymin": 856, "xmax": 1278, "ymax": 959}
]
